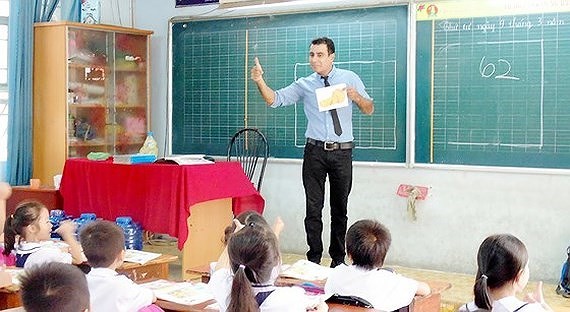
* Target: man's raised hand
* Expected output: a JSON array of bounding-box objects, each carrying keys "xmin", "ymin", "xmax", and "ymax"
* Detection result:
[{"xmin": 251, "ymin": 57, "xmax": 264, "ymax": 82}]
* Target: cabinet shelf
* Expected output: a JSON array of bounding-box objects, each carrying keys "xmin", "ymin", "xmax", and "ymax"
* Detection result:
[
  {"xmin": 115, "ymin": 105, "xmax": 146, "ymax": 109},
  {"xmin": 68, "ymin": 62, "xmax": 109, "ymax": 70},
  {"xmin": 69, "ymin": 103, "xmax": 107, "ymax": 109},
  {"xmin": 69, "ymin": 139, "xmax": 109, "ymax": 147},
  {"xmin": 115, "ymin": 66, "xmax": 146, "ymax": 72}
]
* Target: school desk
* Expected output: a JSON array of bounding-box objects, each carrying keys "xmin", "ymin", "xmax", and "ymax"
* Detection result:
[
  {"xmin": 0, "ymin": 255, "xmax": 179, "ymax": 310},
  {"xmin": 184, "ymin": 265, "xmax": 450, "ymax": 312},
  {"xmin": 117, "ymin": 254, "xmax": 179, "ymax": 282},
  {"xmin": 59, "ymin": 158, "xmax": 265, "ymax": 279},
  {"xmin": 156, "ymin": 300, "xmax": 383, "ymax": 312},
  {"xmin": 155, "ymin": 288, "xmax": 449, "ymax": 312}
]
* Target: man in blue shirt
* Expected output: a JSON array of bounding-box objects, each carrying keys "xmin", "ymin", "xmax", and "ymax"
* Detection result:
[{"xmin": 251, "ymin": 37, "xmax": 374, "ymax": 267}]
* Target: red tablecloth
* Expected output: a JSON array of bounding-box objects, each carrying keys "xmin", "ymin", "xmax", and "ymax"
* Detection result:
[{"xmin": 59, "ymin": 159, "xmax": 265, "ymax": 249}]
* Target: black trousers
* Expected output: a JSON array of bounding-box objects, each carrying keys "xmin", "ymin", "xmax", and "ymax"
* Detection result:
[{"xmin": 302, "ymin": 143, "xmax": 353, "ymax": 264}]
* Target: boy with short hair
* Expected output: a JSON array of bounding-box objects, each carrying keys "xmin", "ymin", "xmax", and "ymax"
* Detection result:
[
  {"xmin": 19, "ymin": 262, "xmax": 90, "ymax": 312},
  {"xmin": 324, "ymin": 219, "xmax": 431, "ymax": 311},
  {"xmin": 80, "ymin": 220, "xmax": 156, "ymax": 312}
]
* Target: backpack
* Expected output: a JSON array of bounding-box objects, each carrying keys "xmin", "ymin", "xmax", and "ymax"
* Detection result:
[{"xmin": 556, "ymin": 246, "xmax": 570, "ymax": 298}]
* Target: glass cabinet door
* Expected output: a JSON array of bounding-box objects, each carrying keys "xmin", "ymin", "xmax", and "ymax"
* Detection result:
[
  {"xmin": 66, "ymin": 28, "xmax": 149, "ymax": 157},
  {"xmin": 112, "ymin": 33, "xmax": 148, "ymax": 154},
  {"xmin": 67, "ymin": 27, "xmax": 111, "ymax": 158}
]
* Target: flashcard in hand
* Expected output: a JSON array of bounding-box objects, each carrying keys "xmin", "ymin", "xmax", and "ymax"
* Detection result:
[{"xmin": 316, "ymin": 83, "xmax": 348, "ymax": 112}]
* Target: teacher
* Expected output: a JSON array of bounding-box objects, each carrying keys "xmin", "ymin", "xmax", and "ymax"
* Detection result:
[{"xmin": 251, "ymin": 37, "xmax": 374, "ymax": 267}]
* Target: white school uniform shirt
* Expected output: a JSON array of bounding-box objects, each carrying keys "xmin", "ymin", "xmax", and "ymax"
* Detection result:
[
  {"xmin": 492, "ymin": 296, "xmax": 545, "ymax": 312},
  {"xmin": 86, "ymin": 267, "xmax": 155, "ymax": 312},
  {"xmin": 16, "ymin": 240, "xmax": 72, "ymax": 269},
  {"xmin": 208, "ymin": 268, "xmax": 309, "ymax": 312},
  {"xmin": 324, "ymin": 264, "xmax": 419, "ymax": 312}
]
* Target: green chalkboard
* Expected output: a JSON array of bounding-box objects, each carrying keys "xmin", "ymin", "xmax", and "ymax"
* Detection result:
[
  {"xmin": 416, "ymin": 12, "xmax": 570, "ymax": 169},
  {"xmin": 171, "ymin": 6, "xmax": 408, "ymax": 161}
]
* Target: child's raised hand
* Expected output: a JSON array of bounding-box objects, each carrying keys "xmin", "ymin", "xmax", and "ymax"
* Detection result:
[
  {"xmin": 524, "ymin": 281, "xmax": 553, "ymax": 311},
  {"xmin": 0, "ymin": 182, "xmax": 11, "ymax": 200},
  {"xmin": 272, "ymin": 216, "xmax": 284, "ymax": 238},
  {"xmin": 306, "ymin": 298, "xmax": 328, "ymax": 311},
  {"xmin": 55, "ymin": 220, "xmax": 77, "ymax": 240}
]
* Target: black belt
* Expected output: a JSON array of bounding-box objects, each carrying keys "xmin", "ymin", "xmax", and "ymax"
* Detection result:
[{"xmin": 306, "ymin": 138, "xmax": 354, "ymax": 151}]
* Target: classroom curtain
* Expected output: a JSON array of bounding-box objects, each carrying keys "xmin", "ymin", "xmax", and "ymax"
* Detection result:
[{"xmin": 5, "ymin": 0, "xmax": 62, "ymax": 184}]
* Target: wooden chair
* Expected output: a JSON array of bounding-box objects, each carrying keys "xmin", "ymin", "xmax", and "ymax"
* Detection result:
[
  {"xmin": 326, "ymin": 293, "xmax": 412, "ymax": 312},
  {"xmin": 226, "ymin": 128, "xmax": 269, "ymax": 191}
]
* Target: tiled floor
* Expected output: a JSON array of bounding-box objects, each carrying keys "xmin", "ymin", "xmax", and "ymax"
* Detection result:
[{"xmin": 143, "ymin": 242, "xmax": 570, "ymax": 312}]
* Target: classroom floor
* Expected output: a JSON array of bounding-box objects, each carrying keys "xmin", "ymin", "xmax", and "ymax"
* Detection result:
[{"xmin": 142, "ymin": 242, "xmax": 570, "ymax": 312}]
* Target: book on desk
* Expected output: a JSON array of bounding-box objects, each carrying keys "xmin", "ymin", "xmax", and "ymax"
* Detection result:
[{"xmin": 139, "ymin": 279, "xmax": 215, "ymax": 307}]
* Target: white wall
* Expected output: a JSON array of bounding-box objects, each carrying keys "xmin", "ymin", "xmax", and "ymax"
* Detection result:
[{"xmin": 133, "ymin": 0, "xmax": 568, "ymax": 282}]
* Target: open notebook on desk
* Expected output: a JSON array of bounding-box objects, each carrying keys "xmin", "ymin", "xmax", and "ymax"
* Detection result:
[
  {"xmin": 123, "ymin": 250, "xmax": 162, "ymax": 265},
  {"xmin": 139, "ymin": 279, "xmax": 215, "ymax": 306},
  {"xmin": 280, "ymin": 259, "xmax": 332, "ymax": 281}
]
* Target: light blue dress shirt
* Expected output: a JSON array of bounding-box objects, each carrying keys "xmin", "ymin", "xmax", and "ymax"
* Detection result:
[{"xmin": 270, "ymin": 66, "xmax": 371, "ymax": 143}]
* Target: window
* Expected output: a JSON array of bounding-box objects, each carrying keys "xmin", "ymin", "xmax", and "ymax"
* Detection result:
[{"xmin": 0, "ymin": 0, "xmax": 7, "ymax": 165}]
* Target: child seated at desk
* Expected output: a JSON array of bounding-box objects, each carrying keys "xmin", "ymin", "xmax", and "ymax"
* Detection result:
[
  {"xmin": 3, "ymin": 201, "xmax": 83, "ymax": 269},
  {"xmin": 80, "ymin": 220, "xmax": 158, "ymax": 312},
  {"xmin": 208, "ymin": 213, "xmax": 325, "ymax": 312},
  {"xmin": 324, "ymin": 219, "xmax": 430, "ymax": 311},
  {"xmin": 19, "ymin": 262, "xmax": 90, "ymax": 312},
  {"xmin": 459, "ymin": 234, "xmax": 552, "ymax": 312},
  {"xmin": 0, "ymin": 182, "xmax": 16, "ymax": 267},
  {"xmin": 0, "ymin": 181, "xmax": 11, "ymax": 243}
]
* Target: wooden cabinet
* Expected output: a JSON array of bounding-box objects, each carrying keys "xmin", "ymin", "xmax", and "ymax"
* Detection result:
[{"xmin": 33, "ymin": 22, "xmax": 152, "ymax": 186}]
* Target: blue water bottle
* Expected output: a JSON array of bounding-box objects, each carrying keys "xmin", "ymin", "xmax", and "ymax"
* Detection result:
[
  {"xmin": 74, "ymin": 213, "xmax": 97, "ymax": 239},
  {"xmin": 49, "ymin": 209, "xmax": 68, "ymax": 239},
  {"xmin": 116, "ymin": 216, "xmax": 143, "ymax": 250}
]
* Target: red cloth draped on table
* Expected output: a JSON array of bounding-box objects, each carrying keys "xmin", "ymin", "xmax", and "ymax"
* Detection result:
[{"xmin": 59, "ymin": 159, "xmax": 265, "ymax": 249}]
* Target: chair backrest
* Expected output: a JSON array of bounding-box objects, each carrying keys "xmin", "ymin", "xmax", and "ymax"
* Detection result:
[
  {"xmin": 325, "ymin": 293, "xmax": 412, "ymax": 311},
  {"xmin": 226, "ymin": 128, "xmax": 269, "ymax": 191}
]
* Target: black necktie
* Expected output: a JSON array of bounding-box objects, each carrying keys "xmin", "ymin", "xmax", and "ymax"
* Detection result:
[{"xmin": 322, "ymin": 76, "xmax": 342, "ymax": 136}]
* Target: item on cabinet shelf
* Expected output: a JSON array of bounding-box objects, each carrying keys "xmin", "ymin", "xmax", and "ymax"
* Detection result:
[
  {"xmin": 69, "ymin": 82, "xmax": 105, "ymax": 95},
  {"xmin": 74, "ymin": 118, "xmax": 95, "ymax": 140},
  {"xmin": 139, "ymin": 131, "xmax": 159, "ymax": 157},
  {"xmin": 113, "ymin": 153, "xmax": 157, "ymax": 164},
  {"xmin": 84, "ymin": 67, "xmax": 105, "ymax": 81},
  {"xmin": 123, "ymin": 116, "xmax": 146, "ymax": 139},
  {"xmin": 117, "ymin": 75, "xmax": 139, "ymax": 105}
]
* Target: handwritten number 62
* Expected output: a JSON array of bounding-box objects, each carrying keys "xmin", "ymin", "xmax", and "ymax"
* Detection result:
[{"xmin": 479, "ymin": 56, "xmax": 520, "ymax": 80}]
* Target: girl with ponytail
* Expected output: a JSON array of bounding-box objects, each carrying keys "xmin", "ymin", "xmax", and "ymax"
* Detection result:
[
  {"xmin": 3, "ymin": 201, "xmax": 83, "ymax": 268},
  {"xmin": 459, "ymin": 234, "xmax": 552, "ymax": 312},
  {"xmin": 208, "ymin": 212, "xmax": 326, "ymax": 312}
]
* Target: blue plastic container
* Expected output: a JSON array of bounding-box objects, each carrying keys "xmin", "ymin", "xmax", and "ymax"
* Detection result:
[
  {"xmin": 74, "ymin": 213, "xmax": 97, "ymax": 239},
  {"xmin": 116, "ymin": 216, "xmax": 143, "ymax": 250},
  {"xmin": 49, "ymin": 209, "xmax": 69, "ymax": 239}
]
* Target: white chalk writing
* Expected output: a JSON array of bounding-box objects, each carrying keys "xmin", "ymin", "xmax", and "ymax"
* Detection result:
[{"xmin": 438, "ymin": 16, "xmax": 565, "ymax": 33}]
